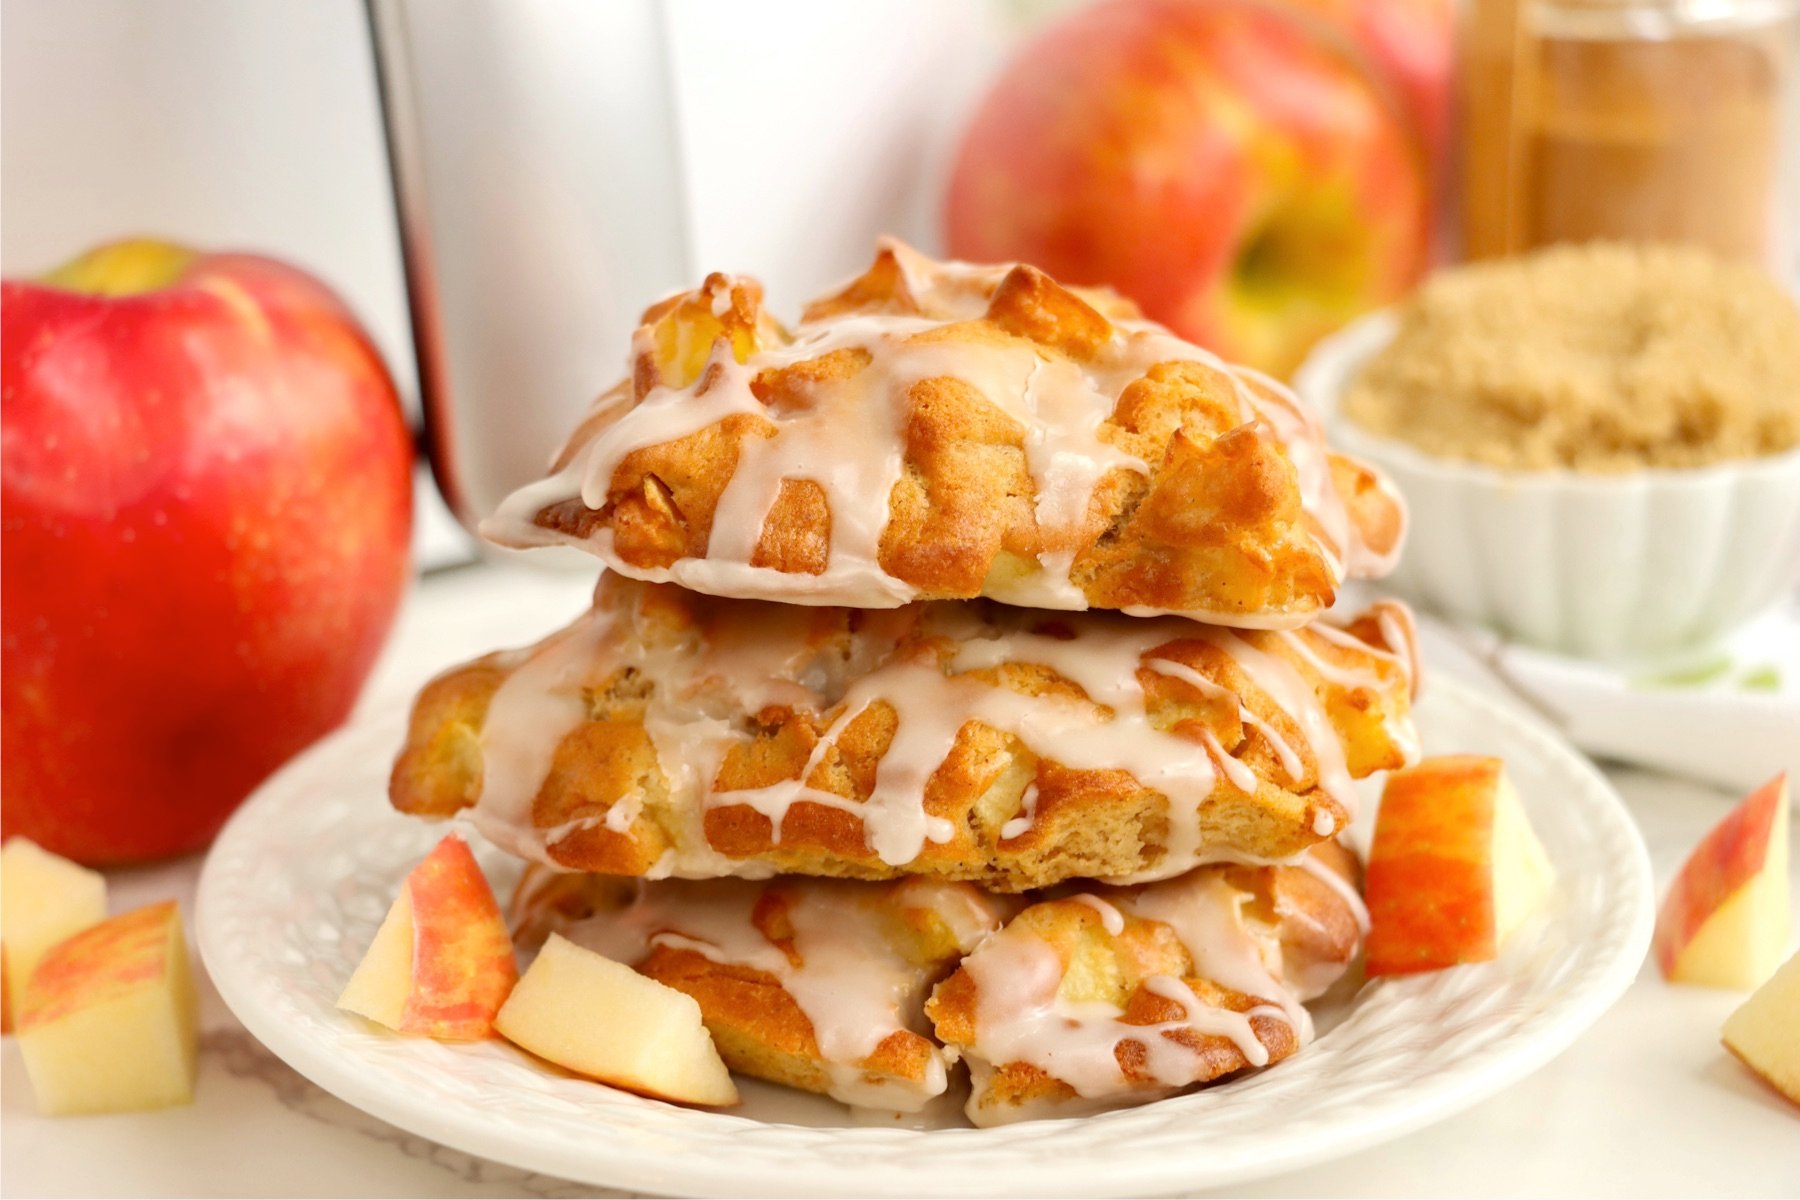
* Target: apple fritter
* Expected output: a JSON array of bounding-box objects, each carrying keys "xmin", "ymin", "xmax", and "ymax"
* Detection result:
[
  {"xmin": 508, "ymin": 846, "xmax": 1363, "ymax": 1123},
  {"xmin": 390, "ymin": 575, "xmax": 1418, "ymax": 890},
  {"xmin": 484, "ymin": 239, "xmax": 1404, "ymax": 628}
]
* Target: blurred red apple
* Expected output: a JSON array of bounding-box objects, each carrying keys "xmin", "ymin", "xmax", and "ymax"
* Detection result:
[
  {"xmin": 1283, "ymin": 0, "xmax": 1453, "ymax": 187},
  {"xmin": 945, "ymin": 0, "xmax": 1431, "ymax": 376},
  {"xmin": 2, "ymin": 239, "xmax": 413, "ymax": 865}
]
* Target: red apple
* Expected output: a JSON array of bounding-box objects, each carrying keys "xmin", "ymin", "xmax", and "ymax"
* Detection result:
[
  {"xmin": 1364, "ymin": 755, "xmax": 1555, "ymax": 977},
  {"xmin": 1723, "ymin": 949, "xmax": 1800, "ymax": 1108},
  {"xmin": 3, "ymin": 239, "xmax": 413, "ymax": 864},
  {"xmin": 1281, "ymin": 0, "xmax": 1453, "ymax": 191},
  {"xmin": 945, "ymin": 0, "xmax": 1430, "ymax": 376},
  {"xmin": 338, "ymin": 832, "xmax": 519, "ymax": 1041},
  {"xmin": 1654, "ymin": 774, "xmax": 1790, "ymax": 991},
  {"xmin": 495, "ymin": 934, "xmax": 739, "ymax": 1107},
  {"xmin": 16, "ymin": 899, "xmax": 198, "ymax": 1115},
  {"xmin": 1, "ymin": 837, "xmax": 108, "ymax": 1031}
]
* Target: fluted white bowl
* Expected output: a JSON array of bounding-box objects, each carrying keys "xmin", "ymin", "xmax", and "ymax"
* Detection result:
[{"xmin": 1299, "ymin": 313, "xmax": 1800, "ymax": 662}]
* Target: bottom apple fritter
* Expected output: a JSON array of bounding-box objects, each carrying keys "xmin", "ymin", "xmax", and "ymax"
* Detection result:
[{"xmin": 508, "ymin": 843, "xmax": 1363, "ymax": 1125}]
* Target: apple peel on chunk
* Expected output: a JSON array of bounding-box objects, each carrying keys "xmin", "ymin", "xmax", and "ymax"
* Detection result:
[
  {"xmin": 1, "ymin": 837, "xmax": 108, "ymax": 1032},
  {"xmin": 1655, "ymin": 774, "xmax": 1790, "ymax": 991},
  {"xmin": 16, "ymin": 899, "xmax": 198, "ymax": 1115},
  {"xmin": 1723, "ymin": 948, "xmax": 1800, "ymax": 1109},
  {"xmin": 495, "ymin": 934, "xmax": 739, "ymax": 1108},
  {"xmin": 338, "ymin": 832, "xmax": 518, "ymax": 1040},
  {"xmin": 1364, "ymin": 755, "xmax": 1555, "ymax": 977}
]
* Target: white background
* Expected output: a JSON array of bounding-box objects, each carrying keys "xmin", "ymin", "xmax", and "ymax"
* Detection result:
[{"xmin": 2, "ymin": 0, "xmax": 417, "ymax": 402}]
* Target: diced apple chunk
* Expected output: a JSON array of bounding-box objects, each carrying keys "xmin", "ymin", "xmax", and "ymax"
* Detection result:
[
  {"xmin": 1655, "ymin": 774, "xmax": 1790, "ymax": 990},
  {"xmin": 1723, "ymin": 949, "xmax": 1800, "ymax": 1108},
  {"xmin": 337, "ymin": 833, "xmax": 517, "ymax": 1040},
  {"xmin": 496, "ymin": 934, "xmax": 739, "ymax": 1107},
  {"xmin": 338, "ymin": 887, "xmax": 415, "ymax": 1030},
  {"xmin": 16, "ymin": 900, "xmax": 197, "ymax": 1115},
  {"xmin": 1490, "ymin": 769, "xmax": 1555, "ymax": 941},
  {"xmin": 1365, "ymin": 755, "xmax": 1555, "ymax": 977},
  {"xmin": 2, "ymin": 837, "xmax": 108, "ymax": 1032}
]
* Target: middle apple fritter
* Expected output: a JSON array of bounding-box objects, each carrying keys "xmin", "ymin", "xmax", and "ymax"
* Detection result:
[{"xmin": 391, "ymin": 576, "xmax": 1416, "ymax": 890}]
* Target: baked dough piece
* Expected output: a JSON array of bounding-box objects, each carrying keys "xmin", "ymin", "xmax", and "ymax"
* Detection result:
[
  {"xmin": 508, "ymin": 868, "xmax": 1019, "ymax": 1112},
  {"xmin": 391, "ymin": 575, "xmax": 1418, "ymax": 890},
  {"xmin": 926, "ymin": 844, "xmax": 1364, "ymax": 1126},
  {"xmin": 484, "ymin": 240, "xmax": 1403, "ymax": 628}
]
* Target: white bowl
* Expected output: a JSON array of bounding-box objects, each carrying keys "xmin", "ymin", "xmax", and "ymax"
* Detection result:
[{"xmin": 1298, "ymin": 312, "xmax": 1800, "ymax": 662}]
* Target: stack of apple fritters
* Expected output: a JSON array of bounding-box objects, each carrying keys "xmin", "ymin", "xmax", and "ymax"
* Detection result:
[{"xmin": 390, "ymin": 242, "xmax": 1420, "ymax": 1124}]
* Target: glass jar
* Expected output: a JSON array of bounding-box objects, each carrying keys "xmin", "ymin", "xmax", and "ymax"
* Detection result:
[{"xmin": 1461, "ymin": 0, "xmax": 1800, "ymax": 272}]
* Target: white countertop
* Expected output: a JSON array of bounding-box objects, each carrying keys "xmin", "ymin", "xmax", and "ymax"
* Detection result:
[{"xmin": 4, "ymin": 563, "xmax": 1797, "ymax": 1199}]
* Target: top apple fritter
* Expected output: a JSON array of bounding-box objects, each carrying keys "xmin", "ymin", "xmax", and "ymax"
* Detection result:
[{"xmin": 483, "ymin": 240, "xmax": 1404, "ymax": 628}]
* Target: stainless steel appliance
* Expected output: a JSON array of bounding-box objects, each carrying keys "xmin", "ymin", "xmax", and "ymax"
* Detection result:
[{"xmin": 366, "ymin": 0, "xmax": 993, "ymax": 531}]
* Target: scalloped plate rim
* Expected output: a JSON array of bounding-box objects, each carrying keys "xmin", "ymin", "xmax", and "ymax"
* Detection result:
[{"xmin": 196, "ymin": 674, "xmax": 1653, "ymax": 1198}]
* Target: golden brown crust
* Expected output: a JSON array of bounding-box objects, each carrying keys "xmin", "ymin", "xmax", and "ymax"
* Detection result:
[
  {"xmin": 487, "ymin": 242, "xmax": 1403, "ymax": 624},
  {"xmin": 392, "ymin": 578, "xmax": 1418, "ymax": 890}
]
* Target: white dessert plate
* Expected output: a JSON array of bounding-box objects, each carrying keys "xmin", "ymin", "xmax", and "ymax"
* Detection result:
[{"xmin": 197, "ymin": 675, "xmax": 1652, "ymax": 1199}]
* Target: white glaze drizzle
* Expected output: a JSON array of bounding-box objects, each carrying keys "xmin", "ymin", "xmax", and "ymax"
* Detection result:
[
  {"xmin": 960, "ymin": 924, "xmax": 1274, "ymax": 1120},
  {"xmin": 957, "ymin": 873, "xmax": 1305, "ymax": 1125},
  {"xmin": 1145, "ymin": 657, "xmax": 1306, "ymax": 784},
  {"xmin": 469, "ymin": 611, "xmax": 619, "ymax": 861},
  {"xmin": 952, "ymin": 845, "xmax": 1377, "ymax": 1126},
  {"xmin": 999, "ymin": 782, "xmax": 1041, "ymax": 841},
  {"xmin": 464, "ymin": 587, "xmax": 1412, "ymax": 882},
  {"xmin": 1294, "ymin": 849, "xmax": 1372, "ymax": 939},
  {"xmin": 1371, "ymin": 599, "xmax": 1423, "ymax": 700},
  {"xmin": 699, "ymin": 613, "xmax": 1250, "ymax": 881},
  {"xmin": 1211, "ymin": 633, "xmax": 1358, "ymax": 815},
  {"xmin": 1066, "ymin": 893, "xmax": 1128, "ymax": 936},
  {"xmin": 482, "ymin": 241, "xmax": 1390, "ymax": 622},
  {"xmin": 1119, "ymin": 872, "xmax": 1307, "ymax": 1032}
]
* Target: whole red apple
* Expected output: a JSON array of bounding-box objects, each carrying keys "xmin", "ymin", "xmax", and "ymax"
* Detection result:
[
  {"xmin": 945, "ymin": 0, "xmax": 1430, "ymax": 376},
  {"xmin": 2, "ymin": 239, "xmax": 413, "ymax": 864}
]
